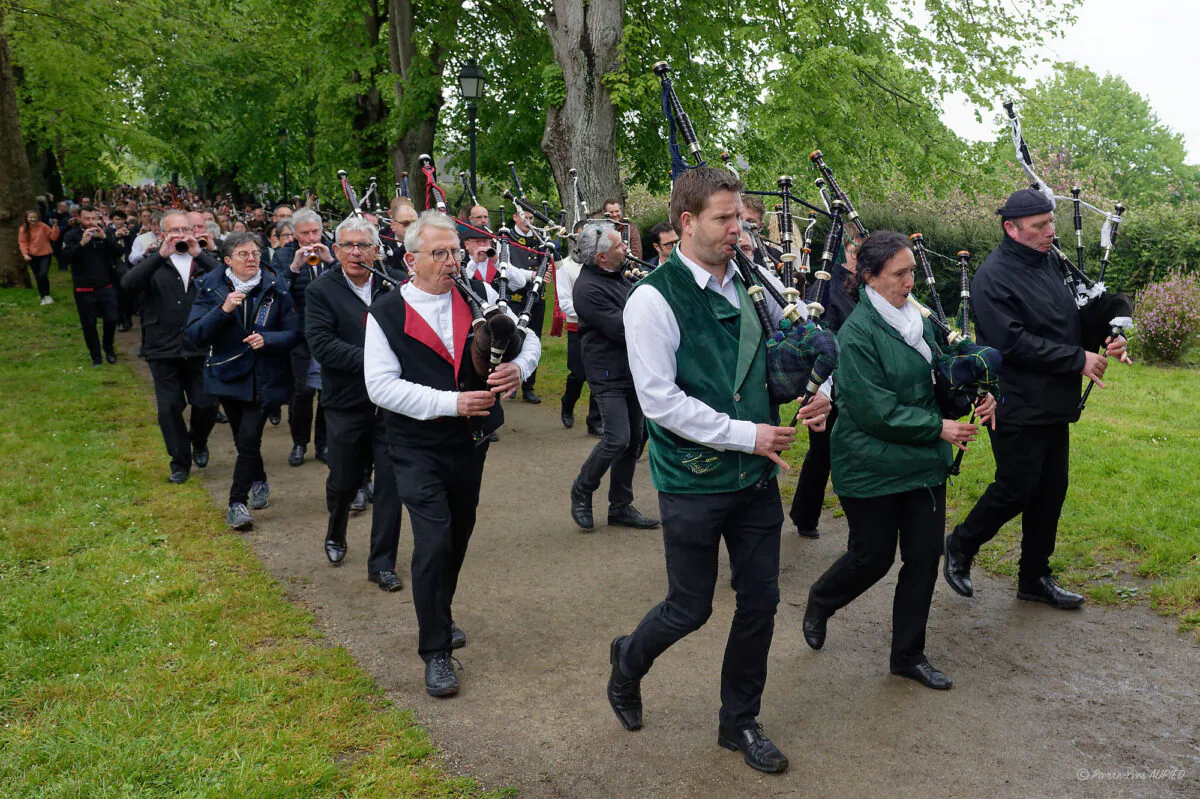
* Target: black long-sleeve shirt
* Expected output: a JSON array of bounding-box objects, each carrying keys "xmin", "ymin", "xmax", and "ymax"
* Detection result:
[
  {"xmin": 60, "ymin": 227, "xmax": 123, "ymax": 289},
  {"xmin": 574, "ymin": 263, "xmax": 633, "ymax": 393}
]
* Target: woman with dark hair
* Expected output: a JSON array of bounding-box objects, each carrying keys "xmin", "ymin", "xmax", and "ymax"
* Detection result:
[
  {"xmin": 801, "ymin": 230, "xmax": 995, "ymax": 690},
  {"xmin": 186, "ymin": 231, "xmax": 301, "ymax": 530},
  {"xmin": 19, "ymin": 209, "xmax": 59, "ymax": 305}
]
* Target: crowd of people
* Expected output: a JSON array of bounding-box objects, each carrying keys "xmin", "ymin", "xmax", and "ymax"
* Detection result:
[{"xmin": 16, "ymin": 171, "xmax": 1131, "ymax": 775}]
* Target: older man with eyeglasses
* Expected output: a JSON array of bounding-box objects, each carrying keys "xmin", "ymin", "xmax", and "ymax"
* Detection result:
[
  {"xmin": 364, "ymin": 211, "xmax": 541, "ymax": 698},
  {"xmin": 305, "ymin": 216, "xmax": 406, "ymax": 589}
]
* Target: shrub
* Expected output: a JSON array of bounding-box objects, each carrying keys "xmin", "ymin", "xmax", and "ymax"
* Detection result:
[{"xmin": 1133, "ymin": 271, "xmax": 1200, "ymax": 364}]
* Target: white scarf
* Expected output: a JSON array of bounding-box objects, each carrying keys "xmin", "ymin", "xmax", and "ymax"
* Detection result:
[
  {"xmin": 225, "ymin": 267, "xmax": 262, "ymax": 295},
  {"xmin": 866, "ymin": 286, "xmax": 931, "ymax": 363}
]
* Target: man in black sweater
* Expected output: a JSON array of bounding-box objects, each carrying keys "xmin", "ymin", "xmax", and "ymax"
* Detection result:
[
  {"xmin": 121, "ymin": 210, "xmax": 220, "ymax": 483},
  {"xmin": 568, "ymin": 222, "xmax": 659, "ymax": 532},
  {"xmin": 944, "ymin": 189, "xmax": 1131, "ymax": 610},
  {"xmin": 61, "ymin": 208, "xmax": 123, "ymax": 366},
  {"xmin": 305, "ymin": 216, "xmax": 403, "ymax": 589}
]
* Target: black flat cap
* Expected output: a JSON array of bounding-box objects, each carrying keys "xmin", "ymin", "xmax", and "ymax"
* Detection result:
[{"xmin": 995, "ymin": 188, "xmax": 1055, "ymax": 218}]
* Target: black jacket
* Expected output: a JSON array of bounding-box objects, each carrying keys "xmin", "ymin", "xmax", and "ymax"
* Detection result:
[
  {"xmin": 973, "ymin": 235, "xmax": 1096, "ymax": 426},
  {"xmin": 304, "ymin": 267, "xmax": 398, "ymax": 412},
  {"xmin": 121, "ymin": 250, "xmax": 221, "ymax": 359},
  {"xmin": 824, "ymin": 263, "xmax": 857, "ymax": 334},
  {"xmin": 61, "ymin": 227, "xmax": 123, "ymax": 289},
  {"xmin": 574, "ymin": 263, "xmax": 632, "ymax": 393},
  {"xmin": 184, "ymin": 268, "xmax": 301, "ymax": 406}
]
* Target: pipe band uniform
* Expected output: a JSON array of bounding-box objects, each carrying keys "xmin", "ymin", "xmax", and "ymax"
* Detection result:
[{"xmin": 363, "ymin": 210, "xmax": 541, "ymax": 697}]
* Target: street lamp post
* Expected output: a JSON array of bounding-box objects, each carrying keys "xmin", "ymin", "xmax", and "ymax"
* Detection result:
[{"xmin": 457, "ymin": 61, "xmax": 485, "ymax": 197}]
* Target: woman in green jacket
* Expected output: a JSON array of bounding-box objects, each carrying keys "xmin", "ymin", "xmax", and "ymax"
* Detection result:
[{"xmin": 801, "ymin": 231, "xmax": 995, "ymax": 690}]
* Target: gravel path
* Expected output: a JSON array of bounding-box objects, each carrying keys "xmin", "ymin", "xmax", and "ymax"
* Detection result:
[{"xmin": 127, "ymin": 346, "xmax": 1198, "ymax": 798}]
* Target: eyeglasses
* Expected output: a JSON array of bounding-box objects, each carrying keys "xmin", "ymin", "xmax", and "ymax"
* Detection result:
[
  {"xmin": 231, "ymin": 250, "xmax": 260, "ymax": 260},
  {"xmin": 417, "ymin": 248, "xmax": 464, "ymax": 263},
  {"xmin": 658, "ymin": 239, "xmax": 679, "ymax": 248},
  {"xmin": 336, "ymin": 241, "xmax": 375, "ymax": 251}
]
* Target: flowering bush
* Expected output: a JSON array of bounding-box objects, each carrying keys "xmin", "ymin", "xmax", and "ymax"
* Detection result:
[{"xmin": 1133, "ymin": 271, "xmax": 1200, "ymax": 364}]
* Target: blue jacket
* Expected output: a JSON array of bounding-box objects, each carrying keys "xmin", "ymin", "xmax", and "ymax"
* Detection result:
[{"xmin": 184, "ymin": 267, "xmax": 301, "ymax": 406}]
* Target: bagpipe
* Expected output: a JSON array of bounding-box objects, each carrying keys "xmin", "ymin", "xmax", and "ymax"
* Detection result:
[
  {"xmin": 502, "ymin": 161, "xmax": 569, "ymax": 241},
  {"xmin": 655, "ymin": 60, "xmax": 840, "ymax": 417},
  {"xmin": 1003, "ymin": 98, "xmax": 1134, "ymax": 410}
]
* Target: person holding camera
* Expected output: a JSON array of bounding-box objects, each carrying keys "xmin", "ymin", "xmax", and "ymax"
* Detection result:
[
  {"xmin": 61, "ymin": 207, "xmax": 124, "ymax": 366},
  {"xmin": 122, "ymin": 210, "xmax": 222, "ymax": 484}
]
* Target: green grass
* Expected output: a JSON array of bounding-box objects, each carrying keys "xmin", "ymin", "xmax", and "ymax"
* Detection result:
[
  {"xmin": 0, "ymin": 274, "xmax": 511, "ymax": 797},
  {"xmin": 533, "ymin": 323, "xmax": 1200, "ymax": 633}
]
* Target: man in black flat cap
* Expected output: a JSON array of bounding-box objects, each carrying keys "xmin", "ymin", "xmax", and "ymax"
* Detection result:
[{"xmin": 943, "ymin": 188, "xmax": 1131, "ymax": 610}]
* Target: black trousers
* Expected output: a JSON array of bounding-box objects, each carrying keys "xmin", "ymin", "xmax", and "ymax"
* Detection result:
[
  {"xmin": 74, "ymin": 287, "xmax": 118, "ymax": 362},
  {"xmin": 954, "ymin": 423, "xmax": 1069, "ymax": 583},
  {"xmin": 621, "ymin": 480, "xmax": 783, "ymax": 730},
  {"xmin": 288, "ymin": 348, "xmax": 326, "ymax": 448},
  {"xmin": 147, "ymin": 357, "xmax": 218, "ymax": 473},
  {"xmin": 521, "ymin": 299, "xmax": 546, "ymax": 390},
  {"xmin": 391, "ymin": 442, "xmax": 488, "ymax": 661},
  {"xmin": 221, "ymin": 399, "xmax": 268, "ymax": 505},
  {"xmin": 574, "ymin": 390, "xmax": 643, "ymax": 508},
  {"xmin": 324, "ymin": 408, "xmax": 403, "ymax": 574},
  {"xmin": 561, "ymin": 329, "xmax": 601, "ymax": 428},
  {"xmin": 789, "ymin": 402, "xmax": 838, "ymax": 531},
  {"xmin": 808, "ymin": 484, "xmax": 946, "ymax": 669},
  {"xmin": 28, "ymin": 255, "xmax": 52, "ymax": 298}
]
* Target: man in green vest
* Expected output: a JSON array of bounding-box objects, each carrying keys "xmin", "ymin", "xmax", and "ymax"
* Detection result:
[{"xmin": 605, "ymin": 166, "xmax": 829, "ymax": 775}]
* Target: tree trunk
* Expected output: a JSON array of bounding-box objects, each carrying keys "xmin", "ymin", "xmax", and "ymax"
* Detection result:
[
  {"xmin": 351, "ymin": 0, "xmax": 390, "ymax": 176},
  {"xmin": 386, "ymin": 0, "xmax": 454, "ymax": 212},
  {"xmin": 0, "ymin": 18, "xmax": 35, "ymax": 288},
  {"xmin": 542, "ymin": 0, "xmax": 624, "ymax": 221}
]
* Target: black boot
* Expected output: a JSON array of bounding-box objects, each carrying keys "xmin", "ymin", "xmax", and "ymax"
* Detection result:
[
  {"xmin": 570, "ymin": 483, "xmax": 594, "ymax": 530},
  {"xmin": 1017, "ymin": 575, "xmax": 1084, "ymax": 609},
  {"xmin": 943, "ymin": 530, "xmax": 975, "ymax": 597},
  {"xmin": 606, "ymin": 636, "xmax": 642, "ymax": 731},
  {"xmin": 717, "ymin": 722, "xmax": 789, "ymax": 774}
]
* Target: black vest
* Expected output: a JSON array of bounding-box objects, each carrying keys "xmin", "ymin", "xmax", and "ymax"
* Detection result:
[{"xmin": 368, "ymin": 280, "xmax": 502, "ymax": 449}]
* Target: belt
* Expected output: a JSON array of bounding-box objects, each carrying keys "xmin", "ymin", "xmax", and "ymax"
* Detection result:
[{"xmin": 75, "ymin": 284, "xmax": 113, "ymax": 293}]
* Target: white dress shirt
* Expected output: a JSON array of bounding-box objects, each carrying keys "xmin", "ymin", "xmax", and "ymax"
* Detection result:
[
  {"xmin": 130, "ymin": 231, "xmax": 157, "ymax": 264},
  {"xmin": 464, "ymin": 259, "xmax": 531, "ymax": 291},
  {"xmin": 555, "ymin": 256, "xmax": 582, "ymax": 323},
  {"xmin": 364, "ymin": 281, "xmax": 541, "ymax": 421},
  {"xmin": 624, "ymin": 250, "xmax": 827, "ymax": 455},
  {"xmin": 169, "ymin": 253, "xmax": 193, "ymax": 290}
]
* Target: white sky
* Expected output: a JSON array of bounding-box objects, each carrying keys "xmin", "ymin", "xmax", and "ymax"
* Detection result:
[{"xmin": 940, "ymin": 0, "xmax": 1200, "ymax": 164}]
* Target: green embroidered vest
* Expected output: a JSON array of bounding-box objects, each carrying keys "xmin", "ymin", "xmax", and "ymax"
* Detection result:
[{"xmin": 632, "ymin": 251, "xmax": 774, "ymax": 494}]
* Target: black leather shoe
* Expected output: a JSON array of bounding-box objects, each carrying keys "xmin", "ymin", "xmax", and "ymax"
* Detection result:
[
  {"xmin": 802, "ymin": 604, "xmax": 827, "ymax": 651},
  {"xmin": 268, "ymin": 410, "xmax": 280, "ymax": 426},
  {"xmin": 522, "ymin": 387, "xmax": 541, "ymax": 404},
  {"xmin": 315, "ymin": 445, "xmax": 328, "ymax": 463},
  {"xmin": 91, "ymin": 359, "xmax": 103, "ymax": 367},
  {"xmin": 450, "ymin": 624, "xmax": 466, "ymax": 650},
  {"xmin": 350, "ymin": 488, "xmax": 368, "ymax": 513},
  {"xmin": 424, "ymin": 653, "xmax": 460, "ymax": 697},
  {"xmin": 607, "ymin": 636, "xmax": 642, "ymax": 731},
  {"xmin": 215, "ymin": 409, "xmax": 228, "ymax": 424},
  {"xmin": 795, "ymin": 526, "xmax": 820, "ymax": 539},
  {"xmin": 561, "ymin": 410, "xmax": 575, "ymax": 429},
  {"xmin": 943, "ymin": 532, "xmax": 974, "ymax": 598},
  {"xmin": 586, "ymin": 426, "xmax": 603, "ymax": 438},
  {"xmin": 167, "ymin": 470, "xmax": 189, "ymax": 484},
  {"xmin": 105, "ymin": 352, "xmax": 118, "ymax": 364},
  {"xmin": 608, "ymin": 505, "xmax": 660, "ymax": 529},
  {"xmin": 368, "ymin": 570, "xmax": 403, "ymax": 591},
  {"xmin": 288, "ymin": 444, "xmax": 306, "ymax": 467},
  {"xmin": 193, "ymin": 446, "xmax": 209, "ymax": 469},
  {"xmin": 717, "ymin": 722, "xmax": 789, "ymax": 774},
  {"xmin": 324, "ymin": 539, "xmax": 347, "ymax": 565},
  {"xmin": 1017, "ymin": 575, "xmax": 1085, "ymax": 609},
  {"xmin": 891, "ymin": 661, "xmax": 953, "ymax": 690},
  {"xmin": 570, "ymin": 484, "xmax": 594, "ymax": 530}
]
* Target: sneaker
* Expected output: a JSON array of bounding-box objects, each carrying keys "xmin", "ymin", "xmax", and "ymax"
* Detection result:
[
  {"xmin": 40, "ymin": 296, "xmax": 54, "ymax": 306},
  {"xmin": 227, "ymin": 503, "xmax": 253, "ymax": 530},
  {"xmin": 248, "ymin": 481, "xmax": 270, "ymax": 510},
  {"xmin": 424, "ymin": 653, "xmax": 461, "ymax": 697}
]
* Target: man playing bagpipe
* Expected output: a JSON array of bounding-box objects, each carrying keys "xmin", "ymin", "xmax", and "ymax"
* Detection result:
[
  {"xmin": 458, "ymin": 222, "xmax": 532, "ymax": 293},
  {"xmin": 606, "ymin": 167, "xmax": 829, "ymax": 775},
  {"xmin": 364, "ymin": 211, "xmax": 541, "ymax": 697},
  {"xmin": 944, "ymin": 189, "xmax": 1132, "ymax": 610}
]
